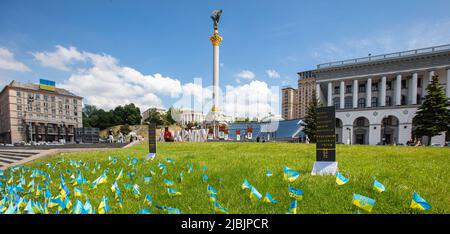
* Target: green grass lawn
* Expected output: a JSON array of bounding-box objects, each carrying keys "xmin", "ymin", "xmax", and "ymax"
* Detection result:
[{"xmin": 4, "ymin": 142, "xmax": 450, "ymax": 214}]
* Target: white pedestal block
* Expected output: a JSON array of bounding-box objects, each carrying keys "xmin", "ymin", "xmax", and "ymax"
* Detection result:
[{"xmin": 311, "ymin": 161, "xmax": 338, "ymax": 175}]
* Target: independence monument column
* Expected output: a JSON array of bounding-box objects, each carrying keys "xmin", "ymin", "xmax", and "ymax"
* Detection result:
[{"xmin": 210, "ymin": 9, "xmax": 222, "ymax": 114}]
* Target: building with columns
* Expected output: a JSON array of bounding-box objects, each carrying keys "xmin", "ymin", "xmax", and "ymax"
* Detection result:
[
  {"xmin": 0, "ymin": 80, "xmax": 83, "ymax": 144},
  {"xmin": 309, "ymin": 44, "xmax": 450, "ymax": 145}
]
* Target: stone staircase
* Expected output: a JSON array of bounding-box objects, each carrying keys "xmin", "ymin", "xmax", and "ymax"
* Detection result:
[{"xmin": 0, "ymin": 150, "xmax": 41, "ymax": 169}]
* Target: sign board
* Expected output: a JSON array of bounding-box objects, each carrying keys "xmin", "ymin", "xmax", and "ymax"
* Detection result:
[
  {"xmin": 312, "ymin": 106, "xmax": 337, "ymax": 175},
  {"xmin": 316, "ymin": 106, "xmax": 336, "ymax": 161},
  {"xmin": 146, "ymin": 123, "xmax": 156, "ymax": 160}
]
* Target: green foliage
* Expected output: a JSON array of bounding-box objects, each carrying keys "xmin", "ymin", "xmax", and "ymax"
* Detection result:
[
  {"xmin": 302, "ymin": 89, "xmax": 319, "ymax": 142},
  {"xmin": 82, "ymin": 103, "xmax": 142, "ymax": 130},
  {"xmin": 413, "ymin": 75, "xmax": 450, "ymax": 145},
  {"xmin": 165, "ymin": 107, "xmax": 177, "ymax": 125},
  {"xmin": 143, "ymin": 108, "xmax": 165, "ymax": 126},
  {"xmin": 24, "ymin": 142, "xmax": 450, "ymax": 214},
  {"xmin": 120, "ymin": 124, "xmax": 131, "ymax": 135}
]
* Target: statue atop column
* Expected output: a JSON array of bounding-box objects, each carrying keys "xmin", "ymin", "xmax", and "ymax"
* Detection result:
[{"xmin": 210, "ymin": 9, "xmax": 222, "ymax": 31}]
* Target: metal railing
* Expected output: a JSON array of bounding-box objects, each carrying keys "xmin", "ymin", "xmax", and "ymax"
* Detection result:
[{"xmin": 317, "ymin": 44, "xmax": 450, "ymax": 69}]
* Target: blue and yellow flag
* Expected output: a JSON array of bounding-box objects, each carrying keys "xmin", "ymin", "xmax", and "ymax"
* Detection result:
[
  {"xmin": 373, "ymin": 179, "xmax": 386, "ymax": 193},
  {"xmin": 207, "ymin": 184, "xmax": 218, "ymax": 195},
  {"xmin": 202, "ymin": 173, "xmax": 208, "ymax": 183},
  {"xmin": 143, "ymin": 176, "xmax": 152, "ymax": 184},
  {"xmin": 165, "ymin": 158, "xmax": 175, "ymax": 163},
  {"xmin": 167, "ymin": 188, "xmax": 182, "ymax": 197},
  {"xmin": 209, "ymin": 192, "xmax": 217, "ymax": 203},
  {"xmin": 138, "ymin": 208, "xmax": 151, "ymax": 214},
  {"xmin": 410, "ymin": 192, "xmax": 431, "ymax": 211},
  {"xmin": 133, "ymin": 184, "xmax": 141, "ymax": 198},
  {"xmin": 288, "ymin": 186, "xmax": 303, "ymax": 200},
  {"xmin": 74, "ymin": 187, "xmax": 83, "ymax": 198},
  {"xmin": 91, "ymin": 173, "xmax": 107, "ymax": 189},
  {"xmin": 98, "ymin": 196, "xmax": 110, "ymax": 214},
  {"xmin": 213, "ymin": 201, "xmax": 229, "ymax": 214},
  {"xmin": 283, "ymin": 166, "xmax": 300, "ymax": 182},
  {"xmin": 263, "ymin": 192, "xmax": 279, "ymax": 203},
  {"xmin": 352, "ymin": 194, "xmax": 376, "ymax": 212},
  {"xmin": 116, "ymin": 169, "xmax": 124, "ymax": 181},
  {"xmin": 249, "ymin": 186, "xmax": 262, "ymax": 200},
  {"xmin": 144, "ymin": 194, "xmax": 153, "ymax": 206},
  {"xmin": 241, "ymin": 179, "xmax": 252, "ymax": 190},
  {"xmin": 168, "ymin": 207, "xmax": 181, "ymax": 214},
  {"xmin": 164, "ymin": 179, "xmax": 174, "ymax": 187},
  {"xmin": 286, "ymin": 200, "xmax": 297, "ymax": 214},
  {"xmin": 335, "ymin": 172, "xmax": 349, "ymax": 185},
  {"xmin": 84, "ymin": 200, "xmax": 94, "ymax": 214},
  {"xmin": 73, "ymin": 200, "xmax": 86, "ymax": 214}
]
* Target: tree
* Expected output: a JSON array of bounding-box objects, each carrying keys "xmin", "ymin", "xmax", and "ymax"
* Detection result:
[
  {"xmin": 144, "ymin": 108, "xmax": 165, "ymax": 126},
  {"xmin": 165, "ymin": 107, "xmax": 176, "ymax": 125},
  {"xmin": 413, "ymin": 75, "xmax": 450, "ymax": 145},
  {"xmin": 122, "ymin": 103, "xmax": 141, "ymax": 125},
  {"xmin": 302, "ymin": 89, "xmax": 319, "ymax": 142}
]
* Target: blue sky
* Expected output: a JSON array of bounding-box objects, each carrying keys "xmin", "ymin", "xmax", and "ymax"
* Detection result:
[{"xmin": 1, "ymin": 0, "xmax": 450, "ymax": 115}]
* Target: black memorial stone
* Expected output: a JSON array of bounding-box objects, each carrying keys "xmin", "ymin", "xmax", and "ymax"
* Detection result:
[
  {"xmin": 148, "ymin": 123, "xmax": 156, "ymax": 154},
  {"xmin": 316, "ymin": 106, "xmax": 336, "ymax": 161}
]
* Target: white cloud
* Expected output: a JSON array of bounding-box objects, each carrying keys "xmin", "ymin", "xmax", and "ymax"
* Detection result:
[
  {"xmin": 0, "ymin": 48, "xmax": 30, "ymax": 72},
  {"xmin": 265, "ymin": 69, "xmax": 280, "ymax": 78},
  {"xmin": 235, "ymin": 70, "xmax": 255, "ymax": 80},
  {"xmin": 32, "ymin": 45, "xmax": 184, "ymax": 110},
  {"xmin": 224, "ymin": 80, "xmax": 279, "ymax": 119},
  {"xmin": 32, "ymin": 45, "xmax": 86, "ymax": 71}
]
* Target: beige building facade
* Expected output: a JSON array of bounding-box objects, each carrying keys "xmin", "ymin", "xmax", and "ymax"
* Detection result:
[
  {"xmin": 0, "ymin": 81, "xmax": 83, "ymax": 144},
  {"xmin": 297, "ymin": 71, "xmax": 316, "ymax": 118},
  {"xmin": 281, "ymin": 87, "xmax": 298, "ymax": 120}
]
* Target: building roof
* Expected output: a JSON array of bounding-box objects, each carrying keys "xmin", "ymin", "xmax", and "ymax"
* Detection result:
[
  {"xmin": 3, "ymin": 80, "xmax": 82, "ymax": 99},
  {"xmin": 316, "ymin": 44, "xmax": 450, "ymax": 69}
]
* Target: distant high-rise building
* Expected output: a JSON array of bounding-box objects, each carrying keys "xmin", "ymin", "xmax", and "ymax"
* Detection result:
[
  {"xmin": 281, "ymin": 87, "xmax": 298, "ymax": 120},
  {"xmin": 297, "ymin": 70, "xmax": 316, "ymax": 118}
]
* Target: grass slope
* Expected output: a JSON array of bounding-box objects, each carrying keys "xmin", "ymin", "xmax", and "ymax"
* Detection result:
[{"xmin": 18, "ymin": 142, "xmax": 450, "ymax": 214}]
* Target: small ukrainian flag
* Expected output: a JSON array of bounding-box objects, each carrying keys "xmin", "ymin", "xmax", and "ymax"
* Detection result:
[
  {"xmin": 138, "ymin": 208, "xmax": 151, "ymax": 214},
  {"xmin": 164, "ymin": 179, "xmax": 174, "ymax": 187},
  {"xmin": 283, "ymin": 166, "xmax": 300, "ymax": 182},
  {"xmin": 167, "ymin": 188, "xmax": 182, "ymax": 197},
  {"xmin": 214, "ymin": 201, "xmax": 229, "ymax": 214},
  {"xmin": 263, "ymin": 192, "xmax": 279, "ymax": 203},
  {"xmin": 241, "ymin": 179, "xmax": 252, "ymax": 190},
  {"xmin": 144, "ymin": 194, "xmax": 153, "ymax": 206},
  {"xmin": 249, "ymin": 186, "xmax": 262, "ymax": 200},
  {"xmin": 410, "ymin": 192, "xmax": 431, "ymax": 211},
  {"xmin": 335, "ymin": 172, "xmax": 349, "ymax": 185},
  {"xmin": 98, "ymin": 196, "xmax": 110, "ymax": 214},
  {"xmin": 373, "ymin": 179, "xmax": 386, "ymax": 193},
  {"xmin": 288, "ymin": 186, "xmax": 303, "ymax": 200},
  {"xmin": 286, "ymin": 200, "xmax": 297, "ymax": 214},
  {"xmin": 74, "ymin": 187, "xmax": 83, "ymax": 198},
  {"xmin": 352, "ymin": 194, "xmax": 376, "ymax": 212}
]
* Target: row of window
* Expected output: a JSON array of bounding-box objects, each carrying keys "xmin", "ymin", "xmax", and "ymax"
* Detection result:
[
  {"xmin": 333, "ymin": 79, "xmax": 422, "ymax": 95},
  {"xmin": 332, "ymin": 95, "xmax": 420, "ymax": 109}
]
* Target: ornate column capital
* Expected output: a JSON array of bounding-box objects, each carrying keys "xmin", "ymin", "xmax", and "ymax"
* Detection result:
[{"xmin": 210, "ymin": 33, "xmax": 222, "ymax": 46}]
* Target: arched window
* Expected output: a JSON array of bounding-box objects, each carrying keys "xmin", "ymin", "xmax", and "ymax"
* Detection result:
[
  {"xmin": 358, "ymin": 98, "xmax": 366, "ymax": 108},
  {"xmin": 386, "ymin": 96, "xmax": 392, "ymax": 106},
  {"xmin": 371, "ymin": 97, "xmax": 378, "ymax": 107},
  {"xmin": 333, "ymin": 97, "xmax": 340, "ymax": 108},
  {"xmin": 345, "ymin": 96, "xmax": 352, "ymax": 109}
]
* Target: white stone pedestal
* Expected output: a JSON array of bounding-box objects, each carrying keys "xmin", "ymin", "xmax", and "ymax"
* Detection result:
[{"xmin": 311, "ymin": 161, "xmax": 338, "ymax": 175}]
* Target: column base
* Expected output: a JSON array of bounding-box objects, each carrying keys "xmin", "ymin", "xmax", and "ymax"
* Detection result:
[{"xmin": 311, "ymin": 161, "xmax": 338, "ymax": 175}]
